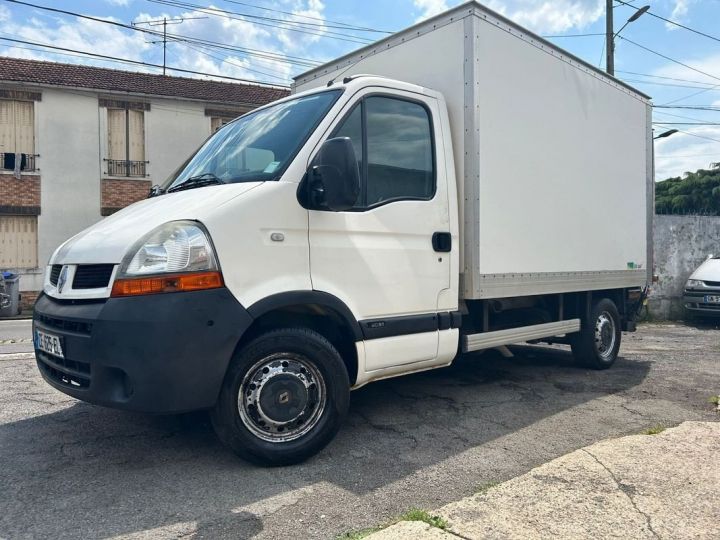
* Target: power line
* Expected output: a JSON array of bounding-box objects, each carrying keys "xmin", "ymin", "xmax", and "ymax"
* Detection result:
[
  {"xmin": 147, "ymin": 0, "xmax": 374, "ymax": 44},
  {"xmin": 617, "ymin": 70, "xmax": 720, "ymax": 86},
  {"xmin": 652, "ymin": 122, "xmax": 720, "ymax": 126},
  {"xmin": 541, "ymin": 33, "xmax": 605, "ymax": 38},
  {"xmin": 182, "ymin": 42, "xmax": 290, "ymax": 82},
  {"xmin": 621, "ymin": 78, "xmax": 717, "ymax": 90},
  {"xmin": 614, "ymin": 0, "xmax": 720, "ymax": 45},
  {"xmin": 654, "ymin": 123, "xmax": 720, "ymax": 144},
  {"xmin": 0, "ymin": 35, "xmax": 289, "ymax": 86},
  {"xmin": 654, "ymin": 105, "xmax": 720, "ymax": 111},
  {"xmin": 217, "ymin": 0, "xmax": 393, "ymax": 34},
  {"xmin": 3, "ymin": 0, "xmax": 322, "ymax": 70},
  {"xmin": 617, "ymin": 36, "xmax": 720, "ymax": 83}
]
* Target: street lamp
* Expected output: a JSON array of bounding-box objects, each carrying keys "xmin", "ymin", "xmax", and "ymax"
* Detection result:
[
  {"xmin": 606, "ymin": 2, "xmax": 650, "ymax": 76},
  {"xmin": 653, "ymin": 129, "xmax": 679, "ymax": 140}
]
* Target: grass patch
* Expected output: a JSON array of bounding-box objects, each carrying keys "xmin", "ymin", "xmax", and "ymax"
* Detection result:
[
  {"xmin": 337, "ymin": 508, "xmax": 448, "ymax": 539},
  {"xmin": 475, "ymin": 481, "xmax": 500, "ymax": 495},
  {"xmin": 708, "ymin": 395, "xmax": 720, "ymax": 406},
  {"xmin": 398, "ymin": 508, "xmax": 448, "ymax": 530},
  {"xmin": 642, "ymin": 425, "xmax": 666, "ymax": 435}
]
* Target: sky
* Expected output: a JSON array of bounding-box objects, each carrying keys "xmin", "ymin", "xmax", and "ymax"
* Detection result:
[{"xmin": 0, "ymin": 0, "xmax": 719, "ymax": 181}]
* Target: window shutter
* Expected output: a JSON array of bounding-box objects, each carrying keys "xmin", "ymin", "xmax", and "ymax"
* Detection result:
[
  {"xmin": 0, "ymin": 100, "xmax": 15, "ymax": 155},
  {"xmin": 14, "ymin": 101, "xmax": 34, "ymax": 155},
  {"xmin": 128, "ymin": 109, "xmax": 145, "ymax": 162},
  {"xmin": 0, "ymin": 216, "xmax": 38, "ymax": 268},
  {"xmin": 107, "ymin": 109, "xmax": 126, "ymax": 161}
]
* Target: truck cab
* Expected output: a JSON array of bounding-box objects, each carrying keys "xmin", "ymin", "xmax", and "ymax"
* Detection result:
[{"xmin": 33, "ymin": 77, "xmax": 466, "ymax": 464}]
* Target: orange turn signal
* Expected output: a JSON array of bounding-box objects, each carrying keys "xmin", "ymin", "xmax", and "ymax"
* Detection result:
[{"xmin": 111, "ymin": 271, "xmax": 223, "ymax": 297}]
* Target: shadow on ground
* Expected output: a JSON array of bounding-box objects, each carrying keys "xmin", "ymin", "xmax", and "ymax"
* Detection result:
[{"xmin": 0, "ymin": 347, "xmax": 651, "ymax": 538}]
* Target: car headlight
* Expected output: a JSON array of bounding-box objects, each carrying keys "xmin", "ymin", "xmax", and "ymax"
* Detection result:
[
  {"xmin": 686, "ymin": 279, "xmax": 703, "ymax": 289},
  {"xmin": 112, "ymin": 221, "xmax": 223, "ymax": 297}
]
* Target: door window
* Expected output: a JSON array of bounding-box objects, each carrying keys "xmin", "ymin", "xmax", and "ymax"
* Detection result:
[{"xmin": 331, "ymin": 95, "xmax": 435, "ymax": 209}]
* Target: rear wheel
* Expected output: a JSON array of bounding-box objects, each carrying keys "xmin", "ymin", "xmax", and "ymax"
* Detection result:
[
  {"xmin": 211, "ymin": 328, "xmax": 350, "ymax": 465},
  {"xmin": 571, "ymin": 298, "xmax": 621, "ymax": 369}
]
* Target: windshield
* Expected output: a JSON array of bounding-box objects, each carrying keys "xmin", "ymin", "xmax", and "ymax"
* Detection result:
[{"xmin": 163, "ymin": 89, "xmax": 342, "ymax": 192}]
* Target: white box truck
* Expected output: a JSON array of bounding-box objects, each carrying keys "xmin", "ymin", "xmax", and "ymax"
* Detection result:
[{"xmin": 32, "ymin": 1, "xmax": 652, "ymax": 465}]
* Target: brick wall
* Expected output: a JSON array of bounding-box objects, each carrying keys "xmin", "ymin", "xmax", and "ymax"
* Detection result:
[
  {"xmin": 101, "ymin": 179, "xmax": 151, "ymax": 216},
  {"xmin": 0, "ymin": 174, "xmax": 41, "ymax": 215},
  {"xmin": 19, "ymin": 290, "xmax": 39, "ymax": 312}
]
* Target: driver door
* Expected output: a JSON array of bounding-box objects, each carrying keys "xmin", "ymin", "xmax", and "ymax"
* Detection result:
[{"xmin": 308, "ymin": 88, "xmax": 452, "ymax": 371}]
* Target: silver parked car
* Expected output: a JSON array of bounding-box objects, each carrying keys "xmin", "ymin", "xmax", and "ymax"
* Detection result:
[{"xmin": 684, "ymin": 255, "xmax": 720, "ymax": 316}]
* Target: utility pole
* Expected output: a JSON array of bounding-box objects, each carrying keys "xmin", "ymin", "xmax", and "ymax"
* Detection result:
[
  {"xmin": 606, "ymin": 0, "xmax": 614, "ymax": 76},
  {"xmin": 162, "ymin": 17, "xmax": 167, "ymax": 76},
  {"xmin": 133, "ymin": 16, "xmax": 207, "ymax": 76}
]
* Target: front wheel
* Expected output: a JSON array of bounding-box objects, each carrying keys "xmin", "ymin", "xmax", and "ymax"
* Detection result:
[
  {"xmin": 570, "ymin": 298, "xmax": 622, "ymax": 369},
  {"xmin": 211, "ymin": 328, "xmax": 350, "ymax": 466}
]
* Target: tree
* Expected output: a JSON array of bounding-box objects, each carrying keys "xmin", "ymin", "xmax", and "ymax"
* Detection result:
[{"xmin": 655, "ymin": 166, "xmax": 720, "ymax": 215}]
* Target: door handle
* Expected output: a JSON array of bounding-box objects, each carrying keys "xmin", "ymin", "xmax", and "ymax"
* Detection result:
[{"xmin": 432, "ymin": 232, "xmax": 452, "ymax": 252}]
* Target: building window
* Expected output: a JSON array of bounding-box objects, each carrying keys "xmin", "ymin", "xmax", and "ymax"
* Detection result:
[
  {"xmin": 211, "ymin": 116, "xmax": 235, "ymax": 133},
  {"xmin": 105, "ymin": 108, "xmax": 147, "ymax": 177},
  {"xmin": 0, "ymin": 100, "xmax": 37, "ymax": 173},
  {"xmin": 0, "ymin": 216, "xmax": 38, "ymax": 269}
]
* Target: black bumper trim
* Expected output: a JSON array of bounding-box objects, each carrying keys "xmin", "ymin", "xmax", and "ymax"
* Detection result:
[{"xmin": 33, "ymin": 288, "xmax": 253, "ymax": 413}]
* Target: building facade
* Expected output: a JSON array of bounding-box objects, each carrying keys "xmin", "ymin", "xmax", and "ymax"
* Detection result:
[{"xmin": 0, "ymin": 57, "xmax": 288, "ymax": 308}]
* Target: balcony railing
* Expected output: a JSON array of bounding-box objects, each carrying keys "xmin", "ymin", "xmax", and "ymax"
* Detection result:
[
  {"xmin": 1, "ymin": 153, "xmax": 39, "ymax": 173},
  {"xmin": 104, "ymin": 159, "xmax": 148, "ymax": 177}
]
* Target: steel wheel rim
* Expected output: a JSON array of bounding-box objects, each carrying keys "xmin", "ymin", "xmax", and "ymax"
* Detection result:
[
  {"xmin": 594, "ymin": 311, "xmax": 617, "ymax": 360},
  {"xmin": 238, "ymin": 353, "xmax": 326, "ymax": 443}
]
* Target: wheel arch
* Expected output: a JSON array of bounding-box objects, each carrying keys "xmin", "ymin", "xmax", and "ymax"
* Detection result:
[{"xmin": 241, "ymin": 291, "xmax": 362, "ymax": 385}]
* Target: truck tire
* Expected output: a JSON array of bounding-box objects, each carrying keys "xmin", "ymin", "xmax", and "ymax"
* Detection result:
[
  {"xmin": 211, "ymin": 327, "xmax": 350, "ymax": 466},
  {"xmin": 570, "ymin": 298, "xmax": 621, "ymax": 370}
]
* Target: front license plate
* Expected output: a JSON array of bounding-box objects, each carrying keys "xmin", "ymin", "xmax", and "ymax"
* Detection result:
[
  {"xmin": 704, "ymin": 295, "xmax": 720, "ymax": 304},
  {"xmin": 35, "ymin": 329, "xmax": 64, "ymax": 359}
]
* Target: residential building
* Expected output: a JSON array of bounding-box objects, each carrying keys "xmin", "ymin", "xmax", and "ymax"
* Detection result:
[{"xmin": 0, "ymin": 57, "xmax": 288, "ymax": 308}]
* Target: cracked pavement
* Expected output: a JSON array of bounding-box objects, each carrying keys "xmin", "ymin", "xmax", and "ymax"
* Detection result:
[{"xmin": 1, "ymin": 320, "xmax": 718, "ymax": 539}]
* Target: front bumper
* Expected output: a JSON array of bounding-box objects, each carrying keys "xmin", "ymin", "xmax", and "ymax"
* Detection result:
[
  {"xmin": 33, "ymin": 288, "xmax": 253, "ymax": 413},
  {"xmin": 683, "ymin": 290, "xmax": 720, "ymax": 316}
]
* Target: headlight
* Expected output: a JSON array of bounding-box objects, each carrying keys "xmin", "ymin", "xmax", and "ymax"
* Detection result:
[
  {"xmin": 686, "ymin": 279, "xmax": 703, "ymax": 289},
  {"xmin": 120, "ymin": 221, "xmax": 218, "ymax": 276},
  {"xmin": 112, "ymin": 221, "xmax": 223, "ymax": 297}
]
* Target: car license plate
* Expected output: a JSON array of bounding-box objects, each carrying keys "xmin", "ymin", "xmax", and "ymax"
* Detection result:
[
  {"xmin": 35, "ymin": 329, "xmax": 64, "ymax": 359},
  {"xmin": 704, "ymin": 295, "xmax": 720, "ymax": 304}
]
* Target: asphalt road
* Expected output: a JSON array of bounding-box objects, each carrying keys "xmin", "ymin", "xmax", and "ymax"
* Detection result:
[{"xmin": 1, "ymin": 321, "xmax": 718, "ymax": 539}]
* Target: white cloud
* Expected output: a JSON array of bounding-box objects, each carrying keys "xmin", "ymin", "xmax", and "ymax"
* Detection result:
[
  {"xmin": 666, "ymin": 0, "xmax": 694, "ymax": 30},
  {"xmin": 105, "ymin": 0, "xmax": 132, "ymax": 6},
  {"xmin": 485, "ymin": 0, "xmax": 604, "ymax": 33},
  {"xmin": 413, "ymin": 0, "xmax": 449, "ymax": 21}
]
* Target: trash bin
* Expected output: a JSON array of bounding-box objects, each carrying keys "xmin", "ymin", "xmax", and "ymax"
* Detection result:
[{"xmin": 0, "ymin": 271, "xmax": 21, "ymax": 317}]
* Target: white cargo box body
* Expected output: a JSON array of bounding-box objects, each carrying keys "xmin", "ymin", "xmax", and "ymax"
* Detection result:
[{"xmin": 294, "ymin": 1, "xmax": 652, "ymax": 300}]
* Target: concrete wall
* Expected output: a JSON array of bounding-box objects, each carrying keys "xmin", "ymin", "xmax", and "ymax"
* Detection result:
[{"xmin": 649, "ymin": 214, "xmax": 720, "ymax": 319}]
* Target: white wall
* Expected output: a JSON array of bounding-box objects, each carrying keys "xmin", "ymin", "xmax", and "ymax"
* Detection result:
[
  {"xmin": 146, "ymin": 99, "xmax": 210, "ymax": 184},
  {"xmin": 33, "ymin": 88, "xmax": 102, "ymax": 291}
]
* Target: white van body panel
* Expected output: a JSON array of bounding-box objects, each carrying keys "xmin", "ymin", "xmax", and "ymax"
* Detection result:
[{"xmin": 293, "ymin": 1, "xmax": 652, "ymax": 300}]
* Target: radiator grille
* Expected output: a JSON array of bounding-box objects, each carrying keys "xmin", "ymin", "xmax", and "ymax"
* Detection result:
[
  {"xmin": 72, "ymin": 264, "xmax": 114, "ymax": 289},
  {"xmin": 49, "ymin": 265, "xmax": 62, "ymax": 286}
]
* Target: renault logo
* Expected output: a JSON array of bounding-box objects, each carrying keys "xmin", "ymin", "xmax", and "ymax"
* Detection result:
[
  {"xmin": 278, "ymin": 391, "xmax": 290, "ymax": 404},
  {"xmin": 57, "ymin": 266, "xmax": 69, "ymax": 294}
]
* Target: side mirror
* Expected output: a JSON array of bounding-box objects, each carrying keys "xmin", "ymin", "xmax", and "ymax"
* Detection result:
[{"xmin": 306, "ymin": 137, "xmax": 360, "ymax": 211}]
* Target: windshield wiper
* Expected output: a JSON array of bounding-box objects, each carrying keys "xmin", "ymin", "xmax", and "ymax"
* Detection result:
[{"xmin": 167, "ymin": 172, "xmax": 224, "ymax": 193}]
